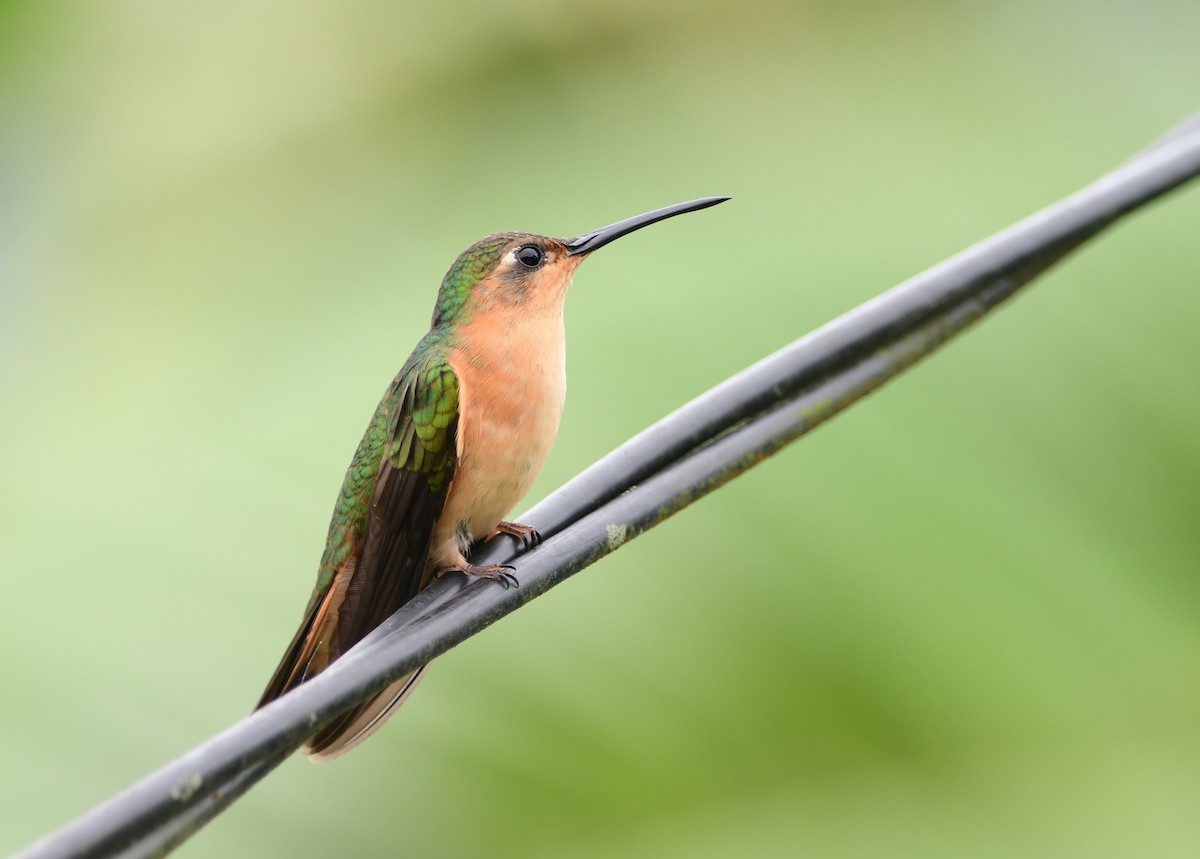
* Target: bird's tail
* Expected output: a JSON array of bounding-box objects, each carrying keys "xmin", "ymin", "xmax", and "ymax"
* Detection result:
[{"xmin": 303, "ymin": 665, "xmax": 429, "ymax": 762}]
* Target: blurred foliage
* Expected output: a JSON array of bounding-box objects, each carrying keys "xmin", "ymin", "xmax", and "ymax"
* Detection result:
[{"xmin": 2, "ymin": 1, "xmax": 1199, "ymax": 857}]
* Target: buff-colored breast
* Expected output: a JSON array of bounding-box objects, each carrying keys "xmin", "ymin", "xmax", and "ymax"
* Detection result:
[{"xmin": 431, "ymin": 304, "xmax": 567, "ymax": 566}]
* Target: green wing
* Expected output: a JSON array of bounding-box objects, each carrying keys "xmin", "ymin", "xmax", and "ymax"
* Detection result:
[{"xmin": 257, "ymin": 352, "xmax": 460, "ymax": 708}]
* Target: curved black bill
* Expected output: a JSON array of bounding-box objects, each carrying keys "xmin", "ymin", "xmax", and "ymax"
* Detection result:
[{"xmin": 564, "ymin": 196, "xmax": 731, "ymax": 256}]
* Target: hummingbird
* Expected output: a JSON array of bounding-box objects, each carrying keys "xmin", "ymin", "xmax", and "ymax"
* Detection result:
[{"xmin": 256, "ymin": 196, "xmax": 730, "ymax": 760}]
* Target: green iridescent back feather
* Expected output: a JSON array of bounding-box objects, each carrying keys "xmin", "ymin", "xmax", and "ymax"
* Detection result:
[{"xmin": 308, "ymin": 337, "xmax": 460, "ymax": 603}]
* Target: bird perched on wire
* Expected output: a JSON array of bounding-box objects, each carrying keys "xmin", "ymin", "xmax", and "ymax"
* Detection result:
[{"xmin": 256, "ymin": 197, "xmax": 730, "ymax": 760}]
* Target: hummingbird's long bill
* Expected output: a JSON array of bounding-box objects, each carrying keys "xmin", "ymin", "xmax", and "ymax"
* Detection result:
[{"xmin": 564, "ymin": 196, "xmax": 731, "ymax": 256}]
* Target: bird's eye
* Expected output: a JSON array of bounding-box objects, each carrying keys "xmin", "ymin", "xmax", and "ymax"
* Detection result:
[{"xmin": 515, "ymin": 245, "xmax": 544, "ymax": 268}]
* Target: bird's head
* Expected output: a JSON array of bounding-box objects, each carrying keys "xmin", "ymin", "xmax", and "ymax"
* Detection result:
[{"xmin": 430, "ymin": 197, "xmax": 729, "ymax": 327}]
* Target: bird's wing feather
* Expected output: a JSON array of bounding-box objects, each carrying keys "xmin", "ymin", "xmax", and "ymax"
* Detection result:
[{"xmin": 256, "ymin": 355, "xmax": 460, "ymax": 719}]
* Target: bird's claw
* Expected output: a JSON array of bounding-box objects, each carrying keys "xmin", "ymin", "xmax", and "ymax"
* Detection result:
[
  {"xmin": 486, "ymin": 521, "xmax": 542, "ymax": 551},
  {"xmin": 457, "ymin": 561, "xmax": 519, "ymax": 590}
]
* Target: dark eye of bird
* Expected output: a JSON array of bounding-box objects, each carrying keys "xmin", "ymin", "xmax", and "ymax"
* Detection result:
[{"xmin": 515, "ymin": 245, "xmax": 544, "ymax": 268}]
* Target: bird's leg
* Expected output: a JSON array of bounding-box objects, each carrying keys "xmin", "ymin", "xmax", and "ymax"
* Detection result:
[
  {"xmin": 454, "ymin": 561, "xmax": 519, "ymax": 590},
  {"xmin": 485, "ymin": 521, "xmax": 541, "ymax": 551}
]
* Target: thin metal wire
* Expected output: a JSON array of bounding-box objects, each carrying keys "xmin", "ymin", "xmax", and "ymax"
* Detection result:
[{"xmin": 17, "ymin": 114, "xmax": 1200, "ymax": 859}]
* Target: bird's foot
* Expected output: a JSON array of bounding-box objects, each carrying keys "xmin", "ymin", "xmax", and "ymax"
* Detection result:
[
  {"xmin": 455, "ymin": 561, "xmax": 519, "ymax": 590},
  {"xmin": 485, "ymin": 520, "xmax": 541, "ymax": 551}
]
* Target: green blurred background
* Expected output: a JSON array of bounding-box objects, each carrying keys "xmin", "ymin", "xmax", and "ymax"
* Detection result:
[{"xmin": 2, "ymin": 1, "xmax": 1198, "ymax": 856}]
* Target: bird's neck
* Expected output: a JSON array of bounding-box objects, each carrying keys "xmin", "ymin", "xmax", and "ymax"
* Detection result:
[{"xmin": 451, "ymin": 302, "xmax": 566, "ymax": 369}]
